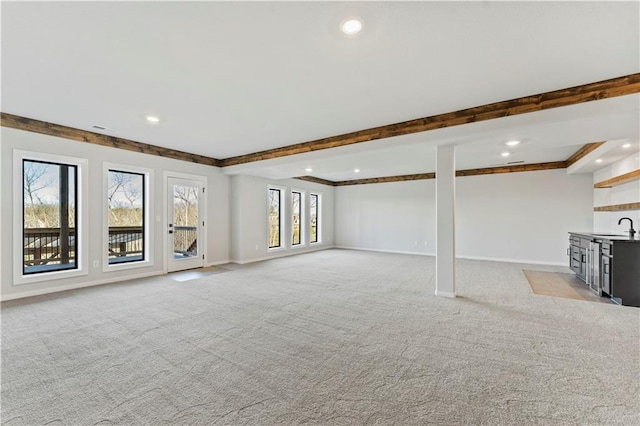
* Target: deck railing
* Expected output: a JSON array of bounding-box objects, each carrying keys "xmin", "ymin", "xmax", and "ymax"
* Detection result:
[
  {"xmin": 173, "ymin": 225, "xmax": 197, "ymax": 256},
  {"xmin": 23, "ymin": 226, "xmax": 198, "ymax": 269},
  {"xmin": 107, "ymin": 226, "xmax": 144, "ymax": 260},
  {"xmin": 23, "ymin": 227, "xmax": 77, "ymax": 267}
]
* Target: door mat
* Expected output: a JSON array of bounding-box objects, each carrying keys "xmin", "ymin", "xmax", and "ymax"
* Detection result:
[
  {"xmin": 169, "ymin": 266, "xmax": 230, "ymax": 282},
  {"xmin": 522, "ymin": 270, "xmax": 611, "ymax": 304}
]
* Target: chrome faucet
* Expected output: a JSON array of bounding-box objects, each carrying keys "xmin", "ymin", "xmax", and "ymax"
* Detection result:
[{"xmin": 618, "ymin": 217, "xmax": 636, "ymax": 239}]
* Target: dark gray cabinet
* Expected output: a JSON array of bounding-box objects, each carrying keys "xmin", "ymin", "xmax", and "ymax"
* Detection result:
[
  {"xmin": 599, "ymin": 239, "xmax": 640, "ymax": 307},
  {"xmin": 568, "ymin": 234, "xmax": 588, "ymax": 282},
  {"xmin": 569, "ymin": 232, "xmax": 640, "ymax": 307}
]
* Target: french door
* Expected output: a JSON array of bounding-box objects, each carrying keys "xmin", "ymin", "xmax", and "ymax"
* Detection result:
[{"xmin": 167, "ymin": 177, "xmax": 205, "ymax": 272}]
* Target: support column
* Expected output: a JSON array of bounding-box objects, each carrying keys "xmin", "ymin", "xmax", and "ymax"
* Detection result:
[{"xmin": 435, "ymin": 144, "xmax": 456, "ymax": 298}]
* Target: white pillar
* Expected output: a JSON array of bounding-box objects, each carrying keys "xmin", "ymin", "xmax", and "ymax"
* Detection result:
[{"xmin": 435, "ymin": 144, "xmax": 456, "ymax": 298}]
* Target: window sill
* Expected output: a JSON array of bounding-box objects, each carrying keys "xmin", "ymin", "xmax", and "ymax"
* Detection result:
[
  {"xmin": 14, "ymin": 268, "xmax": 88, "ymax": 286},
  {"xmin": 103, "ymin": 258, "xmax": 153, "ymax": 273},
  {"xmin": 268, "ymin": 246, "xmax": 286, "ymax": 253}
]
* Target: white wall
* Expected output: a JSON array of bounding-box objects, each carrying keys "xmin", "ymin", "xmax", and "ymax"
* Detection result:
[
  {"xmin": 335, "ymin": 180, "xmax": 436, "ymax": 255},
  {"xmin": 3, "ymin": 123, "xmax": 610, "ymax": 299},
  {"xmin": 335, "ymin": 169, "xmax": 594, "ymax": 265},
  {"xmin": 1, "ymin": 127, "xmax": 231, "ymax": 300},
  {"xmin": 593, "ymin": 153, "xmax": 640, "ymax": 236},
  {"xmin": 229, "ymin": 174, "xmax": 334, "ymax": 263}
]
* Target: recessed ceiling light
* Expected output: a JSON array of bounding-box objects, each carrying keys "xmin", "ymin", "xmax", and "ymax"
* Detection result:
[
  {"xmin": 305, "ymin": 167, "xmax": 313, "ymax": 173},
  {"xmin": 146, "ymin": 116, "xmax": 160, "ymax": 123},
  {"xmin": 505, "ymin": 140, "xmax": 520, "ymax": 146},
  {"xmin": 341, "ymin": 18, "xmax": 363, "ymax": 35},
  {"xmin": 595, "ymin": 158, "xmax": 603, "ymax": 163},
  {"xmin": 622, "ymin": 143, "xmax": 631, "ymax": 148},
  {"xmin": 501, "ymin": 152, "xmax": 510, "ymax": 157},
  {"xmin": 354, "ymin": 168, "xmax": 361, "ymax": 173}
]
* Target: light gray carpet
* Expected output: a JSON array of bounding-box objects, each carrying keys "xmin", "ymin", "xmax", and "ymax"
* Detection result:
[
  {"xmin": 169, "ymin": 266, "xmax": 229, "ymax": 282},
  {"xmin": 1, "ymin": 249, "xmax": 638, "ymax": 425}
]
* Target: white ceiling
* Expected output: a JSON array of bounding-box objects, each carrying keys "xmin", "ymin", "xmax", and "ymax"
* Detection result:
[{"xmin": 2, "ymin": 1, "xmax": 639, "ymax": 181}]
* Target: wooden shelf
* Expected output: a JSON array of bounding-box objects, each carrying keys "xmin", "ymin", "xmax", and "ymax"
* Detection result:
[
  {"xmin": 594, "ymin": 169, "xmax": 640, "ymax": 188},
  {"xmin": 594, "ymin": 202, "xmax": 640, "ymax": 212}
]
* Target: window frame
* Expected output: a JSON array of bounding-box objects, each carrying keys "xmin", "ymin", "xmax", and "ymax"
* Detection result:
[
  {"xmin": 22, "ymin": 159, "xmax": 78, "ymax": 275},
  {"xmin": 103, "ymin": 163, "xmax": 153, "ymax": 272},
  {"xmin": 309, "ymin": 192, "xmax": 321, "ymax": 244},
  {"xmin": 267, "ymin": 186, "xmax": 285, "ymax": 250},
  {"xmin": 291, "ymin": 189, "xmax": 305, "ymax": 247},
  {"xmin": 13, "ymin": 150, "xmax": 88, "ymax": 285}
]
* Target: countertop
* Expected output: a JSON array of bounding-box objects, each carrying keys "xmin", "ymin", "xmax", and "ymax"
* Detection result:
[{"xmin": 569, "ymin": 232, "xmax": 640, "ymax": 243}]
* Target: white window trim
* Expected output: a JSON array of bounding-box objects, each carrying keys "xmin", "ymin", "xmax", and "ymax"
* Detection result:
[
  {"xmin": 290, "ymin": 188, "xmax": 306, "ymax": 248},
  {"xmin": 310, "ymin": 192, "xmax": 322, "ymax": 245},
  {"xmin": 13, "ymin": 149, "xmax": 88, "ymax": 285},
  {"xmin": 102, "ymin": 162, "xmax": 154, "ymax": 273},
  {"xmin": 267, "ymin": 185, "xmax": 286, "ymax": 252}
]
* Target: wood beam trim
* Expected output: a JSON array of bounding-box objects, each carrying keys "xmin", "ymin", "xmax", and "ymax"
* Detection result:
[
  {"xmin": 455, "ymin": 161, "xmax": 568, "ymax": 177},
  {"xmin": 219, "ymin": 74, "xmax": 640, "ymax": 167},
  {"xmin": 324, "ymin": 143, "xmax": 595, "ymax": 186},
  {"xmin": 594, "ymin": 202, "xmax": 640, "ymax": 212},
  {"xmin": 565, "ymin": 141, "xmax": 605, "ymax": 167},
  {"xmin": 594, "ymin": 169, "xmax": 640, "ymax": 188},
  {"xmin": 1, "ymin": 113, "xmax": 222, "ymax": 167},
  {"xmin": 334, "ymin": 173, "xmax": 436, "ymax": 186},
  {"xmin": 333, "ymin": 161, "xmax": 568, "ymax": 186},
  {"xmin": 294, "ymin": 176, "xmax": 337, "ymax": 186}
]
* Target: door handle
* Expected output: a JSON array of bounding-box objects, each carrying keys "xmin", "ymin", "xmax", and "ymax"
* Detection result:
[{"xmin": 168, "ymin": 230, "xmax": 173, "ymax": 234}]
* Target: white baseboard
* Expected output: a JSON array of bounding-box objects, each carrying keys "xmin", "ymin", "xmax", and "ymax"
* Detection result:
[
  {"xmin": 231, "ymin": 245, "xmax": 335, "ymax": 265},
  {"xmin": 206, "ymin": 260, "xmax": 231, "ymax": 267},
  {"xmin": 1, "ymin": 270, "xmax": 164, "ymax": 302},
  {"xmin": 334, "ymin": 246, "xmax": 566, "ymax": 266},
  {"xmin": 455, "ymin": 254, "xmax": 567, "ymax": 267},
  {"xmin": 434, "ymin": 290, "xmax": 457, "ymax": 298},
  {"xmin": 334, "ymin": 246, "xmax": 435, "ymax": 257}
]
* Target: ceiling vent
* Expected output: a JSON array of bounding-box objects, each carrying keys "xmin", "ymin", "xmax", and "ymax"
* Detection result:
[{"xmin": 489, "ymin": 160, "xmax": 526, "ymax": 167}]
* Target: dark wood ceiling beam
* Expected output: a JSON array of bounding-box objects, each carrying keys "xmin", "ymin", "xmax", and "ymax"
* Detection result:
[
  {"xmin": 565, "ymin": 141, "xmax": 605, "ymax": 167},
  {"xmin": 219, "ymin": 73, "xmax": 640, "ymax": 167},
  {"xmin": 455, "ymin": 161, "xmax": 567, "ymax": 177},
  {"xmin": 2, "ymin": 112, "xmax": 601, "ymax": 187},
  {"xmin": 594, "ymin": 169, "xmax": 640, "ymax": 188},
  {"xmin": 294, "ymin": 176, "xmax": 337, "ymax": 186},
  {"xmin": 332, "ymin": 162, "xmax": 568, "ymax": 186},
  {"xmin": 1, "ymin": 112, "xmax": 222, "ymax": 167},
  {"xmin": 329, "ymin": 144, "xmax": 589, "ymax": 186},
  {"xmin": 333, "ymin": 173, "xmax": 436, "ymax": 186}
]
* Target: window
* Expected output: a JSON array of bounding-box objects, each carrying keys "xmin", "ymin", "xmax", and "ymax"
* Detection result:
[
  {"xmin": 291, "ymin": 191, "xmax": 302, "ymax": 246},
  {"xmin": 22, "ymin": 159, "xmax": 78, "ymax": 275},
  {"xmin": 268, "ymin": 188, "xmax": 281, "ymax": 248},
  {"xmin": 310, "ymin": 193, "xmax": 319, "ymax": 243},
  {"xmin": 107, "ymin": 170, "xmax": 145, "ymax": 264}
]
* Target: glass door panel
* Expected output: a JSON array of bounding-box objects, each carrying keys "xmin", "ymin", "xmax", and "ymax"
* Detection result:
[{"xmin": 167, "ymin": 177, "xmax": 204, "ymax": 272}]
